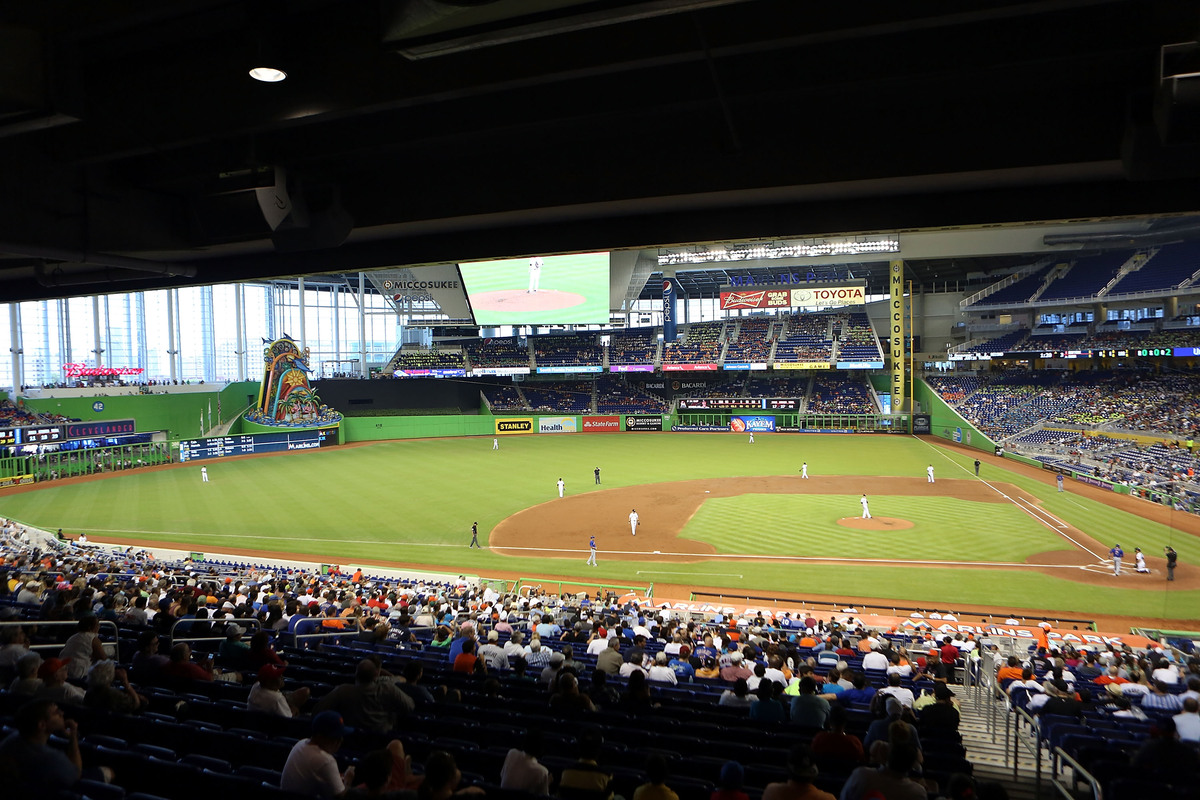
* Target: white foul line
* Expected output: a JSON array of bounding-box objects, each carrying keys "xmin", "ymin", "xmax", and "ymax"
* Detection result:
[
  {"xmin": 918, "ymin": 437, "xmax": 1106, "ymax": 560},
  {"xmin": 637, "ymin": 571, "xmax": 744, "ymax": 578}
]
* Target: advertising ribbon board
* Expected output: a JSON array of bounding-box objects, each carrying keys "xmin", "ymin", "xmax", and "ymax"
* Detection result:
[
  {"xmin": 609, "ymin": 364, "xmax": 655, "ymax": 372},
  {"xmin": 625, "ymin": 415, "xmax": 664, "ymax": 431},
  {"xmin": 582, "ymin": 416, "xmax": 620, "ymax": 432},
  {"xmin": 65, "ymin": 419, "xmax": 137, "ymax": 438},
  {"xmin": 663, "ymin": 364, "xmax": 719, "ymax": 372},
  {"xmin": 729, "ymin": 415, "xmax": 775, "ymax": 433},
  {"xmin": 368, "ymin": 265, "xmax": 475, "ymax": 324},
  {"xmin": 773, "ymin": 362, "xmax": 831, "ymax": 370}
]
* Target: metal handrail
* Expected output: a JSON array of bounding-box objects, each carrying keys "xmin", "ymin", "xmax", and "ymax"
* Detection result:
[
  {"xmin": 169, "ymin": 617, "xmax": 262, "ymax": 648},
  {"xmin": 1051, "ymin": 746, "xmax": 1102, "ymax": 800},
  {"xmin": 0, "ymin": 618, "xmax": 122, "ymax": 661},
  {"xmin": 1012, "ymin": 705, "xmax": 1044, "ymax": 790}
]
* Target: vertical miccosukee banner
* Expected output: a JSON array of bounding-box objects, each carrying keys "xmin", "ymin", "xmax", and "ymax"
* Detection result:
[
  {"xmin": 662, "ymin": 278, "xmax": 679, "ymax": 343},
  {"xmin": 889, "ymin": 260, "xmax": 906, "ymax": 414}
]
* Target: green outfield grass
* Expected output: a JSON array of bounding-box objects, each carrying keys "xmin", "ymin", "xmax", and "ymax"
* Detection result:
[{"xmin": 1, "ymin": 432, "xmax": 1196, "ymax": 620}]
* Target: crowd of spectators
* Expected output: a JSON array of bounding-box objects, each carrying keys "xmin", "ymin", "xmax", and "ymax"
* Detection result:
[
  {"xmin": 723, "ymin": 318, "xmax": 774, "ymax": 364},
  {"xmin": 522, "ymin": 382, "xmax": 593, "ymax": 414},
  {"xmin": 607, "ymin": 330, "xmax": 658, "ymax": 366},
  {"xmin": 832, "ymin": 314, "xmax": 882, "ymax": 363},
  {"xmin": 463, "ymin": 339, "xmax": 530, "ymax": 369},
  {"xmin": 773, "ymin": 315, "xmax": 834, "ymax": 364},
  {"xmin": 385, "ymin": 349, "xmax": 466, "ymax": 374},
  {"xmin": 531, "ymin": 337, "xmax": 603, "ymax": 368},
  {"xmin": 806, "ymin": 377, "xmax": 876, "ymax": 415},
  {"xmin": 0, "ymin": 401, "xmax": 71, "ymax": 427},
  {"xmin": 662, "ymin": 323, "xmax": 724, "ymax": 365},
  {"xmin": 595, "ymin": 377, "xmax": 667, "ymax": 414},
  {"xmin": 482, "ymin": 385, "xmax": 524, "ymax": 412},
  {"xmin": 744, "ymin": 378, "xmax": 808, "ymax": 398},
  {"xmin": 4, "ymin": 520, "xmax": 1200, "ymax": 798}
]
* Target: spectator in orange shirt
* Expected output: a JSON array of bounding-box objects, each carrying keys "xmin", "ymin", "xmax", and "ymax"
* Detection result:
[{"xmin": 996, "ymin": 656, "xmax": 1024, "ymax": 683}]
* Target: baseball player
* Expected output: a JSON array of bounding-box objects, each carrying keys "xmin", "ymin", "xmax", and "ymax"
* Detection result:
[
  {"xmin": 493, "ymin": 438, "xmax": 499, "ymax": 450},
  {"xmin": 974, "ymin": 459, "xmax": 980, "ymax": 476},
  {"xmin": 748, "ymin": 431, "xmax": 754, "ymax": 444},
  {"xmin": 527, "ymin": 257, "xmax": 543, "ymax": 293},
  {"xmin": 1057, "ymin": 474, "xmax": 1064, "ymax": 492},
  {"xmin": 201, "ymin": 466, "xmax": 209, "ymax": 482},
  {"xmin": 557, "ymin": 477, "xmax": 565, "ymax": 498},
  {"xmin": 629, "ymin": 508, "xmax": 639, "ymax": 536},
  {"xmin": 1135, "ymin": 547, "xmax": 1149, "ymax": 573},
  {"xmin": 469, "ymin": 522, "xmax": 481, "ymax": 548},
  {"xmin": 860, "ymin": 494, "xmax": 871, "ymax": 519},
  {"xmin": 926, "ymin": 464, "xmax": 935, "ymax": 483},
  {"xmin": 594, "ymin": 467, "xmax": 601, "ymax": 485},
  {"xmin": 800, "ymin": 462, "xmax": 808, "ymax": 479},
  {"xmin": 1110, "ymin": 543, "xmax": 1123, "ymax": 575},
  {"xmin": 587, "ymin": 535, "xmax": 597, "ymax": 566}
]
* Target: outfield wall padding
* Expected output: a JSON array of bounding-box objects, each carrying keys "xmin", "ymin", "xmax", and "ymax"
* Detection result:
[
  {"xmin": 343, "ymin": 415, "xmax": 496, "ymax": 441},
  {"xmin": 914, "ymin": 378, "xmax": 996, "ymax": 453}
]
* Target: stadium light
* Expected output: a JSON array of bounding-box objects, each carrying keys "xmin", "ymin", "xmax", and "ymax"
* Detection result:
[{"xmin": 657, "ymin": 236, "xmax": 899, "ymax": 266}]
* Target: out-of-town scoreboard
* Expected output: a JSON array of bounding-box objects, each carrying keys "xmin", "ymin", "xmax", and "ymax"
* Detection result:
[{"xmin": 178, "ymin": 428, "xmax": 337, "ymax": 461}]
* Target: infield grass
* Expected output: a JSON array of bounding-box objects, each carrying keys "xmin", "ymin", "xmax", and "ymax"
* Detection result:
[{"xmin": 1, "ymin": 432, "xmax": 1196, "ymax": 621}]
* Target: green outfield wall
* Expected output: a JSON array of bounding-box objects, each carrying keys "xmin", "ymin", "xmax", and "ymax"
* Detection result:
[
  {"xmin": 914, "ymin": 377, "xmax": 996, "ymax": 452},
  {"xmin": 20, "ymin": 382, "xmax": 259, "ymax": 441}
]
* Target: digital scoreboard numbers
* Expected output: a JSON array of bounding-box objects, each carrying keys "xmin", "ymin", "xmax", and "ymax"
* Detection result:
[
  {"xmin": 0, "ymin": 428, "xmax": 17, "ymax": 446},
  {"xmin": 21, "ymin": 426, "xmax": 64, "ymax": 443},
  {"xmin": 178, "ymin": 428, "xmax": 336, "ymax": 462}
]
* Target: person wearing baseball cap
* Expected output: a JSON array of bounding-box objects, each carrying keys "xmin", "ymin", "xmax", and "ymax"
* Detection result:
[
  {"xmin": 918, "ymin": 682, "xmax": 960, "ymax": 735},
  {"xmin": 281, "ymin": 710, "xmax": 355, "ymax": 798},
  {"xmin": 248, "ymin": 663, "xmax": 310, "ymax": 718},
  {"xmin": 35, "ymin": 658, "xmax": 85, "ymax": 706}
]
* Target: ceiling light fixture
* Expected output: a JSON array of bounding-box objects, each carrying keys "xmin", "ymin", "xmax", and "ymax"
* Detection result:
[{"xmin": 249, "ymin": 66, "xmax": 287, "ymax": 83}]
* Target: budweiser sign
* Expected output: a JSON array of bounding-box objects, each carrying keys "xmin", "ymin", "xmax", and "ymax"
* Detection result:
[{"xmin": 62, "ymin": 363, "xmax": 145, "ymax": 378}]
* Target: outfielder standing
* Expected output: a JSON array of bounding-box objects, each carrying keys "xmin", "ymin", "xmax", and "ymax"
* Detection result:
[
  {"xmin": 201, "ymin": 466, "xmax": 209, "ymax": 483},
  {"xmin": 594, "ymin": 467, "xmax": 601, "ymax": 485},
  {"xmin": 629, "ymin": 508, "xmax": 639, "ymax": 536},
  {"xmin": 557, "ymin": 477, "xmax": 565, "ymax": 498}
]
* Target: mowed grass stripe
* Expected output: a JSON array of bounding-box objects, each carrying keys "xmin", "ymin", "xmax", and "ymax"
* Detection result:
[{"xmin": 684, "ymin": 495, "xmax": 1065, "ymax": 562}]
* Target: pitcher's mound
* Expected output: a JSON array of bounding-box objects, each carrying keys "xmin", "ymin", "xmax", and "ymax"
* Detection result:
[
  {"xmin": 837, "ymin": 517, "xmax": 914, "ymax": 530},
  {"xmin": 471, "ymin": 289, "xmax": 586, "ymax": 313}
]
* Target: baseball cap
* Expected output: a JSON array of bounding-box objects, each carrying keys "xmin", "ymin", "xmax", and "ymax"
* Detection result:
[
  {"xmin": 550, "ymin": 652, "xmax": 565, "ymax": 665},
  {"xmin": 258, "ymin": 663, "xmax": 286, "ymax": 682},
  {"xmin": 312, "ymin": 710, "xmax": 349, "ymax": 738},
  {"xmin": 225, "ymin": 624, "xmax": 245, "ymax": 637},
  {"xmin": 38, "ymin": 657, "xmax": 70, "ymax": 680},
  {"xmin": 719, "ymin": 761, "xmax": 744, "ymax": 788}
]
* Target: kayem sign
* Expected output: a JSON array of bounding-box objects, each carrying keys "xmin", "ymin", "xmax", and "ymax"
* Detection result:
[
  {"xmin": 582, "ymin": 416, "xmax": 620, "ymax": 432},
  {"xmin": 538, "ymin": 416, "xmax": 577, "ymax": 433}
]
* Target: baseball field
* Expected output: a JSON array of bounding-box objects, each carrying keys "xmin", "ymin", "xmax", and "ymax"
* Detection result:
[{"xmin": 1, "ymin": 432, "xmax": 1196, "ymax": 625}]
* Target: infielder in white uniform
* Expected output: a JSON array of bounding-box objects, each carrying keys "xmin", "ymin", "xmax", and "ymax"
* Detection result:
[
  {"xmin": 629, "ymin": 508, "xmax": 639, "ymax": 536},
  {"xmin": 927, "ymin": 464, "xmax": 935, "ymax": 483},
  {"xmin": 201, "ymin": 466, "xmax": 209, "ymax": 482},
  {"xmin": 860, "ymin": 494, "xmax": 871, "ymax": 519},
  {"xmin": 557, "ymin": 477, "xmax": 565, "ymax": 498},
  {"xmin": 527, "ymin": 257, "xmax": 543, "ymax": 293},
  {"xmin": 800, "ymin": 462, "xmax": 808, "ymax": 479},
  {"xmin": 493, "ymin": 438, "xmax": 499, "ymax": 450}
]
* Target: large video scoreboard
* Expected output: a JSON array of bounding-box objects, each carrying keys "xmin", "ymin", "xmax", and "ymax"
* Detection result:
[
  {"xmin": 0, "ymin": 425, "xmax": 65, "ymax": 446},
  {"xmin": 178, "ymin": 428, "xmax": 338, "ymax": 462}
]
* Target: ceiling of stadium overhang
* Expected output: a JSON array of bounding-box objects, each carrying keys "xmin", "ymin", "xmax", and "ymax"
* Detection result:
[{"xmin": 1, "ymin": 0, "xmax": 1199, "ymax": 303}]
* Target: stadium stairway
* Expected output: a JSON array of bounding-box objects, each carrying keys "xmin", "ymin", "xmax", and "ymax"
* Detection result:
[{"xmin": 956, "ymin": 692, "xmax": 1040, "ymax": 800}]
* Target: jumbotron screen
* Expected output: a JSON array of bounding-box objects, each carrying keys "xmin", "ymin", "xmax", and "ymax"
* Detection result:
[{"xmin": 458, "ymin": 252, "xmax": 610, "ymax": 326}]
